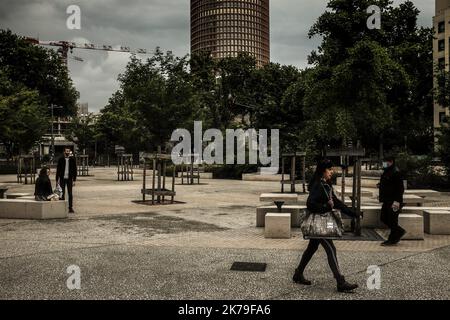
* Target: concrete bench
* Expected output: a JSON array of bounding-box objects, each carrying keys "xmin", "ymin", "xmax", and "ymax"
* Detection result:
[
  {"xmin": 0, "ymin": 199, "xmax": 68, "ymax": 219},
  {"xmin": 259, "ymin": 193, "xmax": 298, "ymax": 203},
  {"xmin": 336, "ymin": 177, "xmax": 380, "ymax": 188},
  {"xmin": 360, "ymin": 206, "xmax": 383, "ymax": 228},
  {"xmin": 403, "ymin": 195, "xmax": 425, "ymax": 207},
  {"xmin": 423, "ymin": 210, "xmax": 450, "ymax": 235},
  {"xmin": 404, "ymin": 189, "xmax": 440, "ymax": 198},
  {"xmin": 256, "ymin": 205, "xmax": 305, "ymax": 227},
  {"xmin": 399, "ymin": 214, "xmax": 424, "ymax": 240},
  {"xmin": 334, "ymin": 188, "xmax": 373, "ymax": 198},
  {"xmin": 265, "ymin": 213, "xmax": 291, "ymax": 239},
  {"xmin": 401, "ymin": 207, "xmax": 450, "ymax": 216},
  {"xmin": 360, "ymin": 206, "xmax": 450, "ymax": 228},
  {"xmin": 6, "ymin": 193, "xmax": 32, "ymax": 199}
]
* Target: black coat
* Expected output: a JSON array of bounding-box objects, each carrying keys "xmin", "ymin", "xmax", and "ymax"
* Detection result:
[
  {"xmin": 379, "ymin": 166, "xmax": 404, "ymax": 204},
  {"xmin": 35, "ymin": 175, "xmax": 53, "ymax": 198},
  {"xmin": 307, "ymin": 180, "xmax": 358, "ymax": 218},
  {"xmin": 56, "ymin": 156, "xmax": 77, "ymax": 182}
]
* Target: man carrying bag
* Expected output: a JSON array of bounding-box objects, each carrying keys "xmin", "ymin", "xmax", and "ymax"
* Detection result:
[{"xmin": 56, "ymin": 147, "xmax": 77, "ymax": 213}]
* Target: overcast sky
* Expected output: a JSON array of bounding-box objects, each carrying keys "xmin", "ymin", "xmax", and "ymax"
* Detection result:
[{"xmin": 0, "ymin": 0, "xmax": 434, "ymax": 112}]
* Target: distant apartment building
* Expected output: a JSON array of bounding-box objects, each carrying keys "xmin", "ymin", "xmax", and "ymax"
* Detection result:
[
  {"xmin": 191, "ymin": 0, "xmax": 270, "ymax": 67},
  {"xmin": 433, "ymin": 0, "xmax": 450, "ymax": 135}
]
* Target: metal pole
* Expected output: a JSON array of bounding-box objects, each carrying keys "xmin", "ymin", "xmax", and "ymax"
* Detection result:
[{"xmin": 51, "ymin": 105, "xmax": 55, "ymax": 164}]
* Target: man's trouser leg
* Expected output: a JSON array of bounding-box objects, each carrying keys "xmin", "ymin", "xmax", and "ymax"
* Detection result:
[
  {"xmin": 382, "ymin": 202, "xmax": 403, "ymax": 242},
  {"xmin": 65, "ymin": 179, "xmax": 73, "ymax": 209}
]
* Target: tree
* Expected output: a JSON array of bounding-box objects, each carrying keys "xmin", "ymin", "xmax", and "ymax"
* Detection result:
[
  {"xmin": 304, "ymin": 0, "xmax": 434, "ymax": 155},
  {"xmin": 0, "ymin": 71, "xmax": 49, "ymax": 158},
  {"xmin": 99, "ymin": 49, "xmax": 198, "ymax": 153},
  {"xmin": 96, "ymin": 91, "xmax": 152, "ymax": 154},
  {"xmin": 0, "ymin": 29, "xmax": 79, "ymax": 117},
  {"xmin": 66, "ymin": 114, "xmax": 97, "ymax": 155}
]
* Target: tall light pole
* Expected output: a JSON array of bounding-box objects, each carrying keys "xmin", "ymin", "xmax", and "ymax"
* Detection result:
[{"xmin": 48, "ymin": 104, "xmax": 63, "ymax": 164}]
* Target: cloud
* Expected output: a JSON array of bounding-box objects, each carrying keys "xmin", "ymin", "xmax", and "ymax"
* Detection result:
[{"xmin": 0, "ymin": 0, "xmax": 434, "ymax": 112}]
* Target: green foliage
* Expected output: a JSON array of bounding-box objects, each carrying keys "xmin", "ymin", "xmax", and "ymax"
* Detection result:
[
  {"xmin": 0, "ymin": 72, "xmax": 49, "ymax": 157},
  {"xmin": 66, "ymin": 114, "xmax": 97, "ymax": 153},
  {"xmin": 305, "ymin": 0, "xmax": 434, "ymax": 154},
  {"xmin": 396, "ymin": 152, "xmax": 449, "ymax": 190},
  {"xmin": 0, "ymin": 29, "xmax": 79, "ymax": 117}
]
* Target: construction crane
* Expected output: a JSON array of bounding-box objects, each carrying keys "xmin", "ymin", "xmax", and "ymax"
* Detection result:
[{"xmin": 25, "ymin": 37, "xmax": 151, "ymax": 66}]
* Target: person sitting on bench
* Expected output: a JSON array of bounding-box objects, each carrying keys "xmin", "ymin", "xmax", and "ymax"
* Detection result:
[{"xmin": 34, "ymin": 167, "xmax": 53, "ymax": 201}]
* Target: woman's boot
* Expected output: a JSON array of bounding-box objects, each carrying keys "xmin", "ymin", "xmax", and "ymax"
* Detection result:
[
  {"xmin": 292, "ymin": 269, "xmax": 312, "ymax": 285},
  {"xmin": 337, "ymin": 277, "xmax": 358, "ymax": 292}
]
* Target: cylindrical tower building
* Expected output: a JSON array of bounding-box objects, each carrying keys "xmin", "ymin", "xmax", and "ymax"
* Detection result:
[{"xmin": 191, "ymin": 0, "xmax": 270, "ymax": 67}]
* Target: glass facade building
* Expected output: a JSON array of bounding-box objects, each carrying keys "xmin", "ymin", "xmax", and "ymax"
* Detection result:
[{"xmin": 191, "ymin": 0, "xmax": 270, "ymax": 67}]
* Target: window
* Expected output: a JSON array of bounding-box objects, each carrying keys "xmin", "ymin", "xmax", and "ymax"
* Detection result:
[
  {"xmin": 438, "ymin": 39, "xmax": 445, "ymax": 51},
  {"xmin": 438, "ymin": 21, "xmax": 445, "ymax": 33}
]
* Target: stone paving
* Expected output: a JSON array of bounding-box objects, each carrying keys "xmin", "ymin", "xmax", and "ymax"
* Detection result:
[{"xmin": 1, "ymin": 167, "xmax": 450, "ymax": 300}]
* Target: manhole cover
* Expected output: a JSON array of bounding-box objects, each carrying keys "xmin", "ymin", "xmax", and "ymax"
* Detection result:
[{"xmin": 230, "ymin": 262, "xmax": 267, "ymax": 272}]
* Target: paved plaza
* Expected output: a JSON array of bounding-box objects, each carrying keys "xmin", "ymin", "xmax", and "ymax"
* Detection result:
[{"xmin": 1, "ymin": 167, "xmax": 450, "ymax": 300}]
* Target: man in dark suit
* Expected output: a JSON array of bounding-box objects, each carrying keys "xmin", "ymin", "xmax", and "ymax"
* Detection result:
[
  {"xmin": 378, "ymin": 156, "xmax": 405, "ymax": 246},
  {"xmin": 56, "ymin": 147, "xmax": 77, "ymax": 213}
]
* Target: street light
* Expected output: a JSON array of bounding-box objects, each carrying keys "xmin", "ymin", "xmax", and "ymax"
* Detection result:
[{"xmin": 48, "ymin": 104, "xmax": 63, "ymax": 164}]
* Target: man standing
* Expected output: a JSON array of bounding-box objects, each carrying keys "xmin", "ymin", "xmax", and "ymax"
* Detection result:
[
  {"xmin": 378, "ymin": 156, "xmax": 405, "ymax": 246},
  {"xmin": 56, "ymin": 147, "xmax": 77, "ymax": 213}
]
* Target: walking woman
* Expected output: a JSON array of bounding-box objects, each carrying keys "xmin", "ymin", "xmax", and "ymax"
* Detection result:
[{"xmin": 293, "ymin": 159, "xmax": 359, "ymax": 293}]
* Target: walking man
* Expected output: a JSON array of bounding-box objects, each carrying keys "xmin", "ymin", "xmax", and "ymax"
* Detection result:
[
  {"xmin": 378, "ymin": 156, "xmax": 405, "ymax": 246},
  {"xmin": 56, "ymin": 147, "xmax": 77, "ymax": 213}
]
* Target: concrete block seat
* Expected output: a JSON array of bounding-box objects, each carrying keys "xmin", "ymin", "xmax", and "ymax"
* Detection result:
[
  {"xmin": 6, "ymin": 193, "xmax": 32, "ymax": 199},
  {"xmin": 400, "ymin": 206, "xmax": 450, "ymax": 216},
  {"xmin": 402, "ymin": 195, "xmax": 426, "ymax": 207},
  {"xmin": 0, "ymin": 199, "xmax": 68, "ymax": 219},
  {"xmin": 336, "ymin": 177, "xmax": 380, "ymax": 188},
  {"xmin": 423, "ymin": 210, "xmax": 450, "ymax": 235},
  {"xmin": 256, "ymin": 205, "xmax": 306, "ymax": 227},
  {"xmin": 404, "ymin": 189, "xmax": 440, "ymax": 198},
  {"xmin": 259, "ymin": 193, "xmax": 298, "ymax": 203},
  {"xmin": 334, "ymin": 188, "xmax": 373, "ymax": 198},
  {"xmin": 399, "ymin": 214, "xmax": 424, "ymax": 240},
  {"xmin": 359, "ymin": 205, "xmax": 447, "ymax": 228},
  {"xmin": 264, "ymin": 213, "xmax": 291, "ymax": 239}
]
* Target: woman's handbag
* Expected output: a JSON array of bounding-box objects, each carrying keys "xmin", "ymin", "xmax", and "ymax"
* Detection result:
[
  {"xmin": 54, "ymin": 184, "xmax": 63, "ymax": 198},
  {"xmin": 301, "ymin": 209, "xmax": 344, "ymax": 239}
]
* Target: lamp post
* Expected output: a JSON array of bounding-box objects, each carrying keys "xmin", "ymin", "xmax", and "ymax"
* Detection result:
[{"xmin": 48, "ymin": 104, "xmax": 63, "ymax": 164}]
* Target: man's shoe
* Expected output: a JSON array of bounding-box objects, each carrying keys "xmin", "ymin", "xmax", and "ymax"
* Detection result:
[
  {"xmin": 337, "ymin": 281, "xmax": 358, "ymax": 293},
  {"xmin": 392, "ymin": 229, "xmax": 406, "ymax": 244},
  {"xmin": 293, "ymin": 270, "xmax": 312, "ymax": 285},
  {"xmin": 69, "ymin": 208, "xmax": 75, "ymax": 213},
  {"xmin": 381, "ymin": 240, "xmax": 396, "ymax": 246}
]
